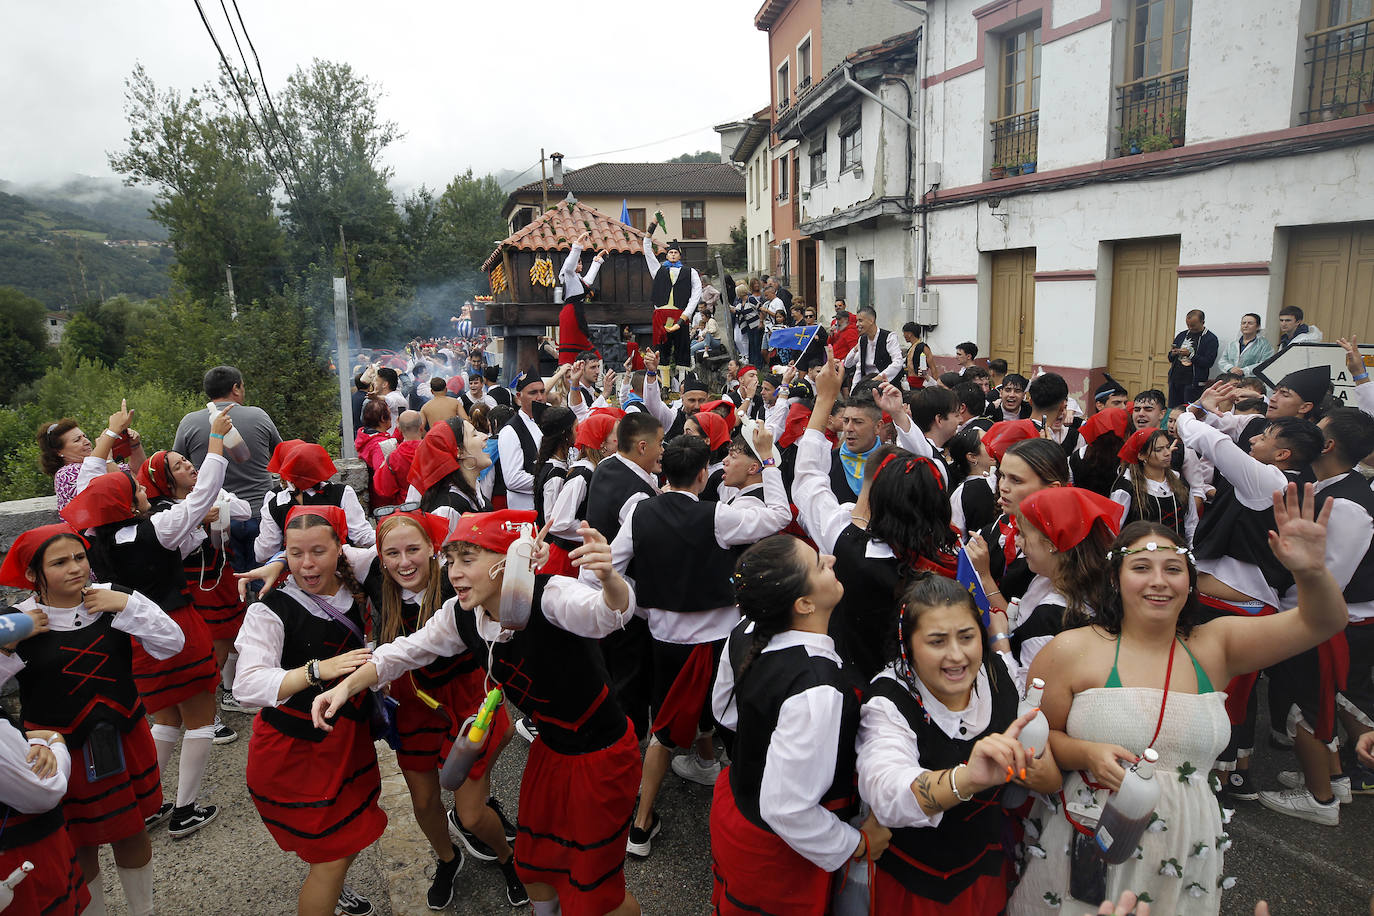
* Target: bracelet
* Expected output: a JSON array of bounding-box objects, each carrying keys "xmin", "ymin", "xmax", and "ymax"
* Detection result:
[
  {"xmin": 1354, "ymin": 372, "xmax": 1369, "ymax": 382},
  {"xmin": 306, "ymin": 659, "xmax": 322, "ymax": 686},
  {"xmin": 950, "ymin": 762, "xmax": 975, "ymax": 802},
  {"xmin": 853, "ymin": 829, "xmax": 869, "ymax": 860},
  {"xmin": 990, "ymin": 632, "xmax": 1009, "ymax": 644},
  {"xmin": 209, "ymin": 432, "xmax": 225, "ymax": 440},
  {"xmin": 102, "ymin": 428, "xmax": 119, "ymax": 440},
  {"xmin": 985, "ymin": 588, "xmax": 1003, "ymax": 597}
]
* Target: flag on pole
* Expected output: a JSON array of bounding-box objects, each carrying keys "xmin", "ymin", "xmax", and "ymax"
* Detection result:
[
  {"xmin": 767, "ymin": 325, "xmax": 830, "ymax": 370},
  {"xmin": 620, "ymin": 199, "xmax": 631, "ymax": 225},
  {"xmin": 955, "ymin": 547, "xmax": 993, "ymax": 625}
]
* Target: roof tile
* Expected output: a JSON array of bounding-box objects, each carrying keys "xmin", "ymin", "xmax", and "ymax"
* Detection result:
[
  {"xmin": 482, "ymin": 200, "xmax": 663, "ymax": 272},
  {"xmin": 512, "ymin": 161, "xmax": 744, "ymax": 198}
]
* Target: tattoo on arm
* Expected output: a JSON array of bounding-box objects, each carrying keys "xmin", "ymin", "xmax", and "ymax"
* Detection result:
[{"xmin": 914, "ymin": 771, "xmax": 938, "ymax": 812}]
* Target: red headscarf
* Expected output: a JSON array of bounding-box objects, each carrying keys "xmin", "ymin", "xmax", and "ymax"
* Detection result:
[
  {"xmin": 983, "ymin": 420, "xmax": 1040, "ymax": 463},
  {"xmin": 137, "ymin": 450, "xmax": 176, "ymax": 500},
  {"xmin": 446, "ymin": 510, "xmax": 537, "ymax": 552},
  {"xmin": 1080, "ymin": 408, "xmax": 1130, "ymax": 445},
  {"xmin": 0, "ymin": 524, "xmax": 87, "ymax": 589},
  {"xmin": 574, "ymin": 413, "xmax": 618, "ymax": 451},
  {"xmin": 692, "ymin": 411, "xmax": 731, "ymax": 451},
  {"xmin": 60, "ymin": 472, "xmax": 139, "ymax": 530},
  {"xmin": 1018, "ymin": 487, "xmax": 1124, "ymax": 552},
  {"xmin": 778, "ymin": 402, "xmax": 812, "ymax": 449},
  {"xmin": 736, "ymin": 365, "xmax": 757, "ymax": 381},
  {"xmin": 1117, "ymin": 428, "xmax": 1157, "ymax": 465},
  {"xmin": 376, "ymin": 510, "xmax": 450, "ymax": 555},
  {"xmin": 284, "ymin": 505, "xmax": 349, "ymax": 544},
  {"xmin": 267, "ymin": 440, "xmax": 337, "ymax": 491},
  {"xmin": 590, "ymin": 406, "xmax": 626, "ymax": 421},
  {"xmin": 698, "ymin": 399, "xmax": 738, "ymax": 429},
  {"xmin": 408, "ymin": 420, "xmax": 462, "ymax": 494}
]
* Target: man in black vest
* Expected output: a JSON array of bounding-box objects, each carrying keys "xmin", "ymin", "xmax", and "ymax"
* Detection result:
[
  {"xmin": 608, "ymin": 430, "xmax": 790, "ymax": 858},
  {"xmin": 496, "ymin": 370, "xmax": 545, "ymax": 511},
  {"xmin": 841, "ymin": 306, "xmax": 903, "ymax": 394},
  {"xmin": 641, "ymin": 349, "xmax": 711, "ymax": 442},
  {"xmin": 584, "ymin": 411, "xmax": 664, "ymax": 741},
  {"xmin": 1205, "ymin": 365, "xmax": 1329, "ymax": 453},
  {"xmin": 642, "ymin": 230, "xmax": 702, "ymax": 385},
  {"xmin": 828, "ymin": 394, "xmax": 882, "ymax": 503}
]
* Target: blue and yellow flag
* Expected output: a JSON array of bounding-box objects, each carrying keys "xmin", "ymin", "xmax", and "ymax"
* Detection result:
[{"xmin": 955, "ymin": 547, "xmax": 993, "ymax": 626}]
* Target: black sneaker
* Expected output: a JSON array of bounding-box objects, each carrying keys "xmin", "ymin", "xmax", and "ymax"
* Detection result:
[
  {"xmin": 499, "ymin": 857, "xmax": 529, "ymax": 907},
  {"xmin": 1348, "ymin": 764, "xmax": 1374, "ymax": 795},
  {"xmin": 1222, "ymin": 770, "xmax": 1259, "ymax": 802},
  {"xmin": 487, "ymin": 797, "xmax": 517, "ymax": 844},
  {"xmin": 426, "ymin": 844, "xmax": 465, "ymax": 910},
  {"xmin": 144, "ymin": 802, "xmax": 174, "ymax": 830},
  {"xmin": 335, "ymin": 884, "xmax": 374, "ymax": 916},
  {"xmin": 625, "ymin": 810, "xmax": 661, "ymax": 858},
  {"xmin": 168, "ymin": 804, "xmax": 218, "ymax": 839},
  {"xmin": 212, "ymin": 716, "xmax": 238, "ymax": 745},
  {"xmin": 515, "ymin": 716, "xmax": 538, "ymax": 742},
  {"xmin": 448, "ymin": 806, "xmax": 497, "ymax": 862}
]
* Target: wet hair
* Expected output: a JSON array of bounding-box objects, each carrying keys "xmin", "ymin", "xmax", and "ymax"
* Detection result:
[
  {"xmin": 953, "ymin": 381, "xmax": 987, "ymax": 418},
  {"xmin": 430, "ymin": 377, "xmax": 447, "ymax": 393},
  {"xmin": 354, "ymin": 373, "xmax": 371, "ymax": 392},
  {"xmin": 1133, "ymin": 389, "xmax": 1167, "ymax": 409},
  {"xmin": 1028, "ymin": 372, "xmax": 1068, "ymax": 411},
  {"xmin": 732, "ymin": 535, "xmax": 813, "ymax": 686},
  {"xmin": 1234, "ymin": 396, "xmax": 1267, "ymax": 414},
  {"xmin": 945, "ymin": 426, "xmax": 985, "ymax": 490},
  {"xmin": 902, "ymin": 321, "xmax": 922, "ymax": 337},
  {"xmin": 938, "ymin": 371, "xmax": 963, "ymax": 389},
  {"xmin": 27, "ymin": 532, "xmax": 87, "ymax": 600},
  {"xmin": 37, "ymin": 418, "xmax": 79, "ymax": 475},
  {"xmin": 203, "ymin": 365, "xmax": 243, "ymax": 400},
  {"xmin": 864, "ymin": 445, "xmax": 955, "ymax": 574},
  {"xmin": 361, "ymin": 397, "xmax": 391, "ymax": 431},
  {"xmin": 956, "ymin": 341, "xmax": 979, "ymax": 358},
  {"xmin": 375, "ymin": 514, "xmax": 444, "ymax": 644},
  {"xmin": 1001, "ymin": 373, "xmax": 1029, "ymax": 392},
  {"xmin": 964, "ymin": 366, "xmax": 991, "ymax": 383},
  {"xmin": 893, "ymin": 573, "xmax": 998, "ymax": 694},
  {"xmin": 487, "ymin": 405, "xmax": 516, "ymax": 434},
  {"xmin": 284, "ymin": 512, "xmax": 367, "ymax": 608},
  {"xmin": 1319, "ymin": 405, "xmax": 1374, "ymax": 466},
  {"xmin": 1267, "ymin": 416, "xmax": 1324, "ymax": 466},
  {"xmin": 843, "ymin": 395, "xmax": 882, "ymax": 424},
  {"xmin": 1101, "ymin": 521, "xmax": 1199, "ymax": 637},
  {"xmin": 662, "ymin": 435, "xmax": 710, "ymax": 488},
  {"xmin": 375, "ymin": 367, "xmax": 400, "ymax": 392}
]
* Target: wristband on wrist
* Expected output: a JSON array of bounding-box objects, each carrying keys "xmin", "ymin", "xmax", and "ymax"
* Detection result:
[
  {"xmin": 306, "ymin": 659, "xmax": 322, "ymax": 686},
  {"xmin": 209, "ymin": 432, "xmax": 225, "ymax": 440},
  {"xmin": 990, "ymin": 632, "xmax": 1009, "ymax": 644},
  {"xmin": 102, "ymin": 428, "xmax": 119, "ymax": 440}
]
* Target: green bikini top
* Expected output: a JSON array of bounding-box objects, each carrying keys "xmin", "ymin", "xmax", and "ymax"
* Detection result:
[{"xmin": 1105, "ymin": 636, "xmax": 1216, "ymax": 694}]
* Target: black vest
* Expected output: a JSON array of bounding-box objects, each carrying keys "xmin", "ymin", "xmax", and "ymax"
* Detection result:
[
  {"xmin": 701, "ymin": 467, "xmax": 725, "ymax": 503},
  {"xmin": 1113, "ymin": 474, "xmax": 1187, "ymax": 540},
  {"xmin": 89, "ymin": 517, "xmax": 190, "ymax": 613},
  {"xmin": 266, "ymin": 482, "xmax": 348, "ymax": 536},
  {"xmin": 585, "ymin": 458, "xmax": 658, "ymax": 543},
  {"xmin": 257, "ymin": 589, "xmax": 370, "ymax": 742},
  {"xmin": 544, "ymin": 465, "xmax": 593, "ymax": 552},
  {"xmin": 15, "ymin": 604, "xmax": 143, "ymax": 744},
  {"xmin": 506, "ymin": 413, "xmax": 540, "ymax": 477},
  {"xmin": 665, "ymin": 410, "xmax": 688, "ymax": 443},
  {"xmin": 1314, "ymin": 471, "xmax": 1374, "ymax": 603},
  {"xmin": 857, "ymin": 330, "xmax": 893, "ymax": 373},
  {"xmin": 731, "ymin": 484, "xmax": 765, "ymax": 504},
  {"xmin": 533, "ymin": 461, "xmax": 568, "ymax": 528},
  {"xmin": 627, "ymin": 493, "xmax": 737, "ymax": 612},
  {"xmin": 1194, "ymin": 466, "xmax": 1313, "ymax": 597},
  {"xmin": 1008, "ymin": 600, "xmax": 1068, "ymax": 666},
  {"xmin": 726, "ymin": 630, "xmax": 859, "ymax": 831},
  {"xmin": 651, "ymin": 262, "xmax": 694, "ymax": 310},
  {"xmin": 865, "ymin": 665, "xmax": 1017, "ymax": 901},
  {"xmin": 362, "ymin": 565, "xmax": 472, "ymax": 691},
  {"xmin": 1238, "ymin": 415, "xmax": 1268, "ymax": 454},
  {"xmin": 451, "ymin": 576, "xmax": 627, "ymax": 755},
  {"xmin": 958, "ymin": 477, "xmax": 999, "ymax": 537},
  {"xmin": 830, "ymin": 525, "xmax": 901, "ymax": 686}
]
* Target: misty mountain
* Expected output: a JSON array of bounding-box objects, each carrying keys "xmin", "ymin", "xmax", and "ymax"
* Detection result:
[{"xmin": 0, "ymin": 175, "xmax": 167, "ymax": 241}]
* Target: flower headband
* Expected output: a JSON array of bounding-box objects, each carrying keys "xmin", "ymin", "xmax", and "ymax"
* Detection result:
[{"xmin": 1107, "ymin": 540, "xmax": 1196, "ymax": 564}]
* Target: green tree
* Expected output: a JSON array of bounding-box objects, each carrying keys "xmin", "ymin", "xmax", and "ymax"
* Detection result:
[
  {"xmin": 726, "ymin": 217, "xmax": 748, "ymax": 271},
  {"xmin": 667, "ymin": 151, "xmax": 720, "ymax": 163},
  {"xmin": 0, "ymin": 286, "xmax": 53, "ymax": 396}
]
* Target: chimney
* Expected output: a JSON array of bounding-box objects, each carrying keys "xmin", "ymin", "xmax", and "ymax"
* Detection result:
[{"xmin": 550, "ymin": 152, "xmax": 565, "ymax": 187}]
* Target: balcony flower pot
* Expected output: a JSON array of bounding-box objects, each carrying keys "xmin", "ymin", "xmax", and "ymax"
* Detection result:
[
  {"xmin": 1007, "ymin": 164, "xmax": 1023, "ymax": 176},
  {"xmin": 990, "ymin": 165, "xmax": 1007, "ymax": 180},
  {"xmin": 1129, "ymin": 143, "xmax": 1141, "ymax": 154},
  {"xmin": 1022, "ymin": 160, "xmax": 1037, "ymax": 174}
]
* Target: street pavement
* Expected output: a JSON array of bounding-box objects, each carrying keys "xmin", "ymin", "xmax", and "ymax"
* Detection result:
[{"xmin": 89, "ymin": 680, "xmax": 1370, "ymax": 915}]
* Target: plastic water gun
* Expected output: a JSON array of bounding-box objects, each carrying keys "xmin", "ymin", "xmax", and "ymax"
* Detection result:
[
  {"xmin": 439, "ymin": 688, "xmax": 504, "ymax": 790},
  {"xmin": 0, "ymin": 862, "xmax": 33, "ymax": 911}
]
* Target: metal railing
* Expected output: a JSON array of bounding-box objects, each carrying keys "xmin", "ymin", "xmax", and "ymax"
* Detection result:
[
  {"xmin": 990, "ymin": 109, "xmax": 1039, "ymax": 174},
  {"xmin": 1301, "ymin": 16, "xmax": 1374, "ymax": 123},
  {"xmin": 1116, "ymin": 69, "xmax": 1188, "ymax": 156}
]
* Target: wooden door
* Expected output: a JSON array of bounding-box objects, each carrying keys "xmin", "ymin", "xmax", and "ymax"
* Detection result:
[
  {"xmin": 990, "ymin": 249, "xmax": 1036, "ymax": 374},
  {"xmin": 1107, "ymin": 237, "xmax": 1181, "ymax": 396},
  {"xmin": 1284, "ymin": 222, "xmax": 1374, "ymax": 343}
]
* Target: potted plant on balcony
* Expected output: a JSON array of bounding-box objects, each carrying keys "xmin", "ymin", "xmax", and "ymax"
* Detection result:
[
  {"xmin": 1323, "ymin": 94, "xmax": 1347, "ymax": 121},
  {"xmin": 1168, "ymin": 108, "xmax": 1186, "ymax": 146},
  {"xmin": 1022, "ymin": 155, "xmax": 1037, "ymax": 174},
  {"xmin": 1122, "ymin": 122, "xmax": 1146, "ymax": 155},
  {"xmin": 1007, "ymin": 161, "xmax": 1023, "ymax": 177},
  {"xmin": 990, "ymin": 160, "xmax": 1006, "ymax": 180},
  {"xmin": 1141, "ymin": 133, "xmax": 1173, "ymax": 153}
]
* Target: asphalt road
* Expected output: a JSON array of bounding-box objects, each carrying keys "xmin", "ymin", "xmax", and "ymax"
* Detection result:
[{"xmin": 88, "ymin": 679, "xmax": 1371, "ymax": 915}]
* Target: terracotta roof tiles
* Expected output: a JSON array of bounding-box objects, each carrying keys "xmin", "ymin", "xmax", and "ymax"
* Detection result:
[
  {"xmin": 511, "ymin": 161, "xmax": 744, "ymax": 198},
  {"xmin": 481, "ymin": 200, "xmax": 662, "ymax": 273}
]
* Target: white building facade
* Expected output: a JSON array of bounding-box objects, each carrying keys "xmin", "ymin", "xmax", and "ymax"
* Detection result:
[{"xmin": 717, "ymin": 112, "xmax": 775, "ymax": 278}]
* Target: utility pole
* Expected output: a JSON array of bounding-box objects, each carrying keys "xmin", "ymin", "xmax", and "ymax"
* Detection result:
[
  {"xmin": 226, "ymin": 266, "xmax": 237, "ymax": 319},
  {"xmin": 539, "ymin": 147, "xmax": 549, "ymax": 213},
  {"xmin": 333, "ymin": 277, "xmax": 357, "ymax": 459}
]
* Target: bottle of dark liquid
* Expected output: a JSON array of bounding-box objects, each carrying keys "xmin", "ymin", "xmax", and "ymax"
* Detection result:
[{"xmin": 1093, "ymin": 747, "xmax": 1160, "ymax": 864}]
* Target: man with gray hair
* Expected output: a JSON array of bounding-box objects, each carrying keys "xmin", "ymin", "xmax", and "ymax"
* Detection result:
[{"xmin": 840, "ymin": 306, "xmax": 902, "ymax": 393}]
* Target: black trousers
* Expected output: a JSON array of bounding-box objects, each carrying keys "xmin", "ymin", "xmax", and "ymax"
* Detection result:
[{"xmin": 599, "ymin": 616, "xmax": 653, "ymax": 741}]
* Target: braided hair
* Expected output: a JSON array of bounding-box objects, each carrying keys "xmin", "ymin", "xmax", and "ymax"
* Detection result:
[{"xmin": 732, "ymin": 535, "xmax": 812, "ymax": 688}]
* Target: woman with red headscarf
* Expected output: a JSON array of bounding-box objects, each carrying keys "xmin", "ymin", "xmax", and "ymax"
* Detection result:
[
  {"xmin": 406, "ymin": 416, "xmax": 492, "ymax": 537},
  {"xmin": 685, "ymin": 410, "xmax": 732, "ymax": 501},
  {"xmin": 253, "ymin": 439, "xmax": 375, "ymax": 564},
  {"xmin": 232, "ymin": 505, "xmax": 383, "ymax": 916},
  {"xmin": 0, "ymin": 523, "xmax": 183, "ymax": 916},
  {"xmin": 60, "ymin": 406, "xmax": 236, "ymax": 843},
  {"xmin": 1112, "ymin": 428, "xmax": 1197, "ymax": 543}
]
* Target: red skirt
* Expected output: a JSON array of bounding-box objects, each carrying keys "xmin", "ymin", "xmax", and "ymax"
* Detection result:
[
  {"xmin": 390, "ymin": 673, "xmax": 462, "ymax": 772},
  {"xmin": 63, "ymin": 718, "xmax": 163, "ymax": 847},
  {"xmin": 710, "ymin": 771, "xmax": 833, "ymax": 915},
  {"xmin": 0, "ymin": 823, "xmax": 89, "ymax": 915},
  {"xmin": 246, "ymin": 714, "xmax": 387, "ymax": 864},
  {"xmin": 514, "ymin": 719, "xmax": 639, "ymax": 916},
  {"xmin": 435, "ymin": 667, "xmax": 511, "ymax": 783},
  {"xmin": 650, "ymin": 641, "xmax": 718, "ymax": 750},
  {"xmin": 652, "ymin": 307, "xmax": 682, "ymax": 346},
  {"xmin": 872, "ymin": 867, "xmax": 1008, "ymax": 916},
  {"xmin": 131, "ymin": 605, "xmax": 220, "ymax": 713},
  {"xmin": 186, "ymin": 548, "xmax": 247, "ymax": 641}
]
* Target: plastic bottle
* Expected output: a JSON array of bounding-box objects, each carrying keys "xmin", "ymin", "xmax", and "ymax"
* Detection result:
[
  {"xmin": 1006, "ymin": 597, "xmax": 1023, "ymax": 628},
  {"xmin": 498, "ymin": 523, "xmax": 537, "ymax": 630},
  {"xmin": 207, "ymin": 402, "xmax": 251, "ymax": 463},
  {"xmin": 1000, "ymin": 678, "xmax": 1049, "ymax": 809},
  {"xmin": 0, "ymin": 862, "xmax": 33, "ymax": 911},
  {"xmin": 1093, "ymin": 747, "xmax": 1161, "ymax": 864},
  {"xmin": 439, "ymin": 689, "xmax": 504, "ymax": 790}
]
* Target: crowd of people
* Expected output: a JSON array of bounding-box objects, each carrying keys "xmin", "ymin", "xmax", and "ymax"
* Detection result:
[{"xmin": 2, "ymin": 295, "xmax": 1373, "ymax": 916}]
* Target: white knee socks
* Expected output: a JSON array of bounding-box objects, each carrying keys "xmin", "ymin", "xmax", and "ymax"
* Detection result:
[
  {"xmin": 176, "ymin": 725, "xmax": 216, "ymax": 808},
  {"xmin": 150, "ymin": 723, "xmax": 180, "ymax": 773},
  {"xmin": 221, "ymin": 651, "xmax": 238, "ymax": 690},
  {"xmin": 531, "ymin": 898, "xmax": 563, "ymax": 916},
  {"xmin": 81, "ymin": 878, "xmax": 107, "ymax": 916},
  {"xmin": 115, "ymin": 862, "xmax": 153, "ymax": 916}
]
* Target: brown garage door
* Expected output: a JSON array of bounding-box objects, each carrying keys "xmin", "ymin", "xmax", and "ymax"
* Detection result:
[
  {"xmin": 1284, "ymin": 222, "xmax": 1374, "ymax": 343},
  {"xmin": 1108, "ymin": 237, "xmax": 1181, "ymax": 397},
  {"xmin": 989, "ymin": 249, "xmax": 1036, "ymax": 375}
]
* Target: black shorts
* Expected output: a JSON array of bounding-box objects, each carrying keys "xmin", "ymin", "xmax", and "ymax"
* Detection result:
[
  {"xmin": 1269, "ymin": 644, "xmax": 1333, "ymax": 741},
  {"xmin": 1339, "ymin": 623, "xmax": 1374, "ymax": 722},
  {"xmin": 649, "ymin": 637, "xmax": 726, "ymax": 749}
]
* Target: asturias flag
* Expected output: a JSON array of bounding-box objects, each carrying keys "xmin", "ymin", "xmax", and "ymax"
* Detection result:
[
  {"xmin": 955, "ymin": 546, "xmax": 993, "ymax": 625},
  {"xmin": 768, "ymin": 324, "xmax": 820, "ymax": 353},
  {"xmin": 620, "ymin": 199, "xmax": 631, "ymax": 225}
]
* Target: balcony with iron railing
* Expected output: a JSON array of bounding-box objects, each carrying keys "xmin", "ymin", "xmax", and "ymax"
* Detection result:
[
  {"xmin": 989, "ymin": 110, "xmax": 1039, "ymax": 178},
  {"xmin": 1301, "ymin": 16, "xmax": 1374, "ymax": 123},
  {"xmin": 1116, "ymin": 70, "xmax": 1188, "ymax": 156}
]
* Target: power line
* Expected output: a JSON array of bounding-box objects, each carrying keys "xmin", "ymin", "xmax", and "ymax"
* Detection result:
[
  {"xmin": 562, "ymin": 123, "xmax": 720, "ymax": 161},
  {"xmin": 228, "ymin": 0, "xmax": 309, "ymax": 196}
]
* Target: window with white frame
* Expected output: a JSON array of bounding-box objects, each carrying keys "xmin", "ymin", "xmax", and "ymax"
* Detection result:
[
  {"xmin": 809, "ymin": 139, "xmax": 826, "ymax": 185},
  {"xmin": 839, "ymin": 109, "xmax": 862, "ymax": 173},
  {"xmin": 778, "ymin": 156, "xmax": 789, "ymax": 201},
  {"xmin": 777, "ymin": 60, "xmax": 791, "ymax": 111}
]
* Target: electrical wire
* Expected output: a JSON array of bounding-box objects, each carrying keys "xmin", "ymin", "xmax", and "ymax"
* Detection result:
[
  {"xmin": 228, "ymin": 0, "xmax": 310, "ymax": 196},
  {"xmin": 561, "ymin": 123, "xmax": 721, "ymax": 161}
]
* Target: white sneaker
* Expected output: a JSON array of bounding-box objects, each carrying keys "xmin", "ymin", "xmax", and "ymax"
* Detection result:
[
  {"xmin": 220, "ymin": 689, "xmax": 259, "ymax": 715},
  {"xmin": 515, "ymin": 716, "xmax": 538, "ymax": 743},
  {"xmin": 1257, "ymin": 787, "xmax": 1339, "ymax": 825},
  {"xmin": 671, "ymin": 753, "xmax": 721, "ymax": 786},
  {"xmin": 1276, "ymin": 770, "xmax": 1351, "ymax": 804}
]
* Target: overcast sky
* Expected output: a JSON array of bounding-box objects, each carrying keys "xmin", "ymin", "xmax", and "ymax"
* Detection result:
[{"xmin": 1, "ymin": 0, "xmax": 771, "ymax": 192}]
